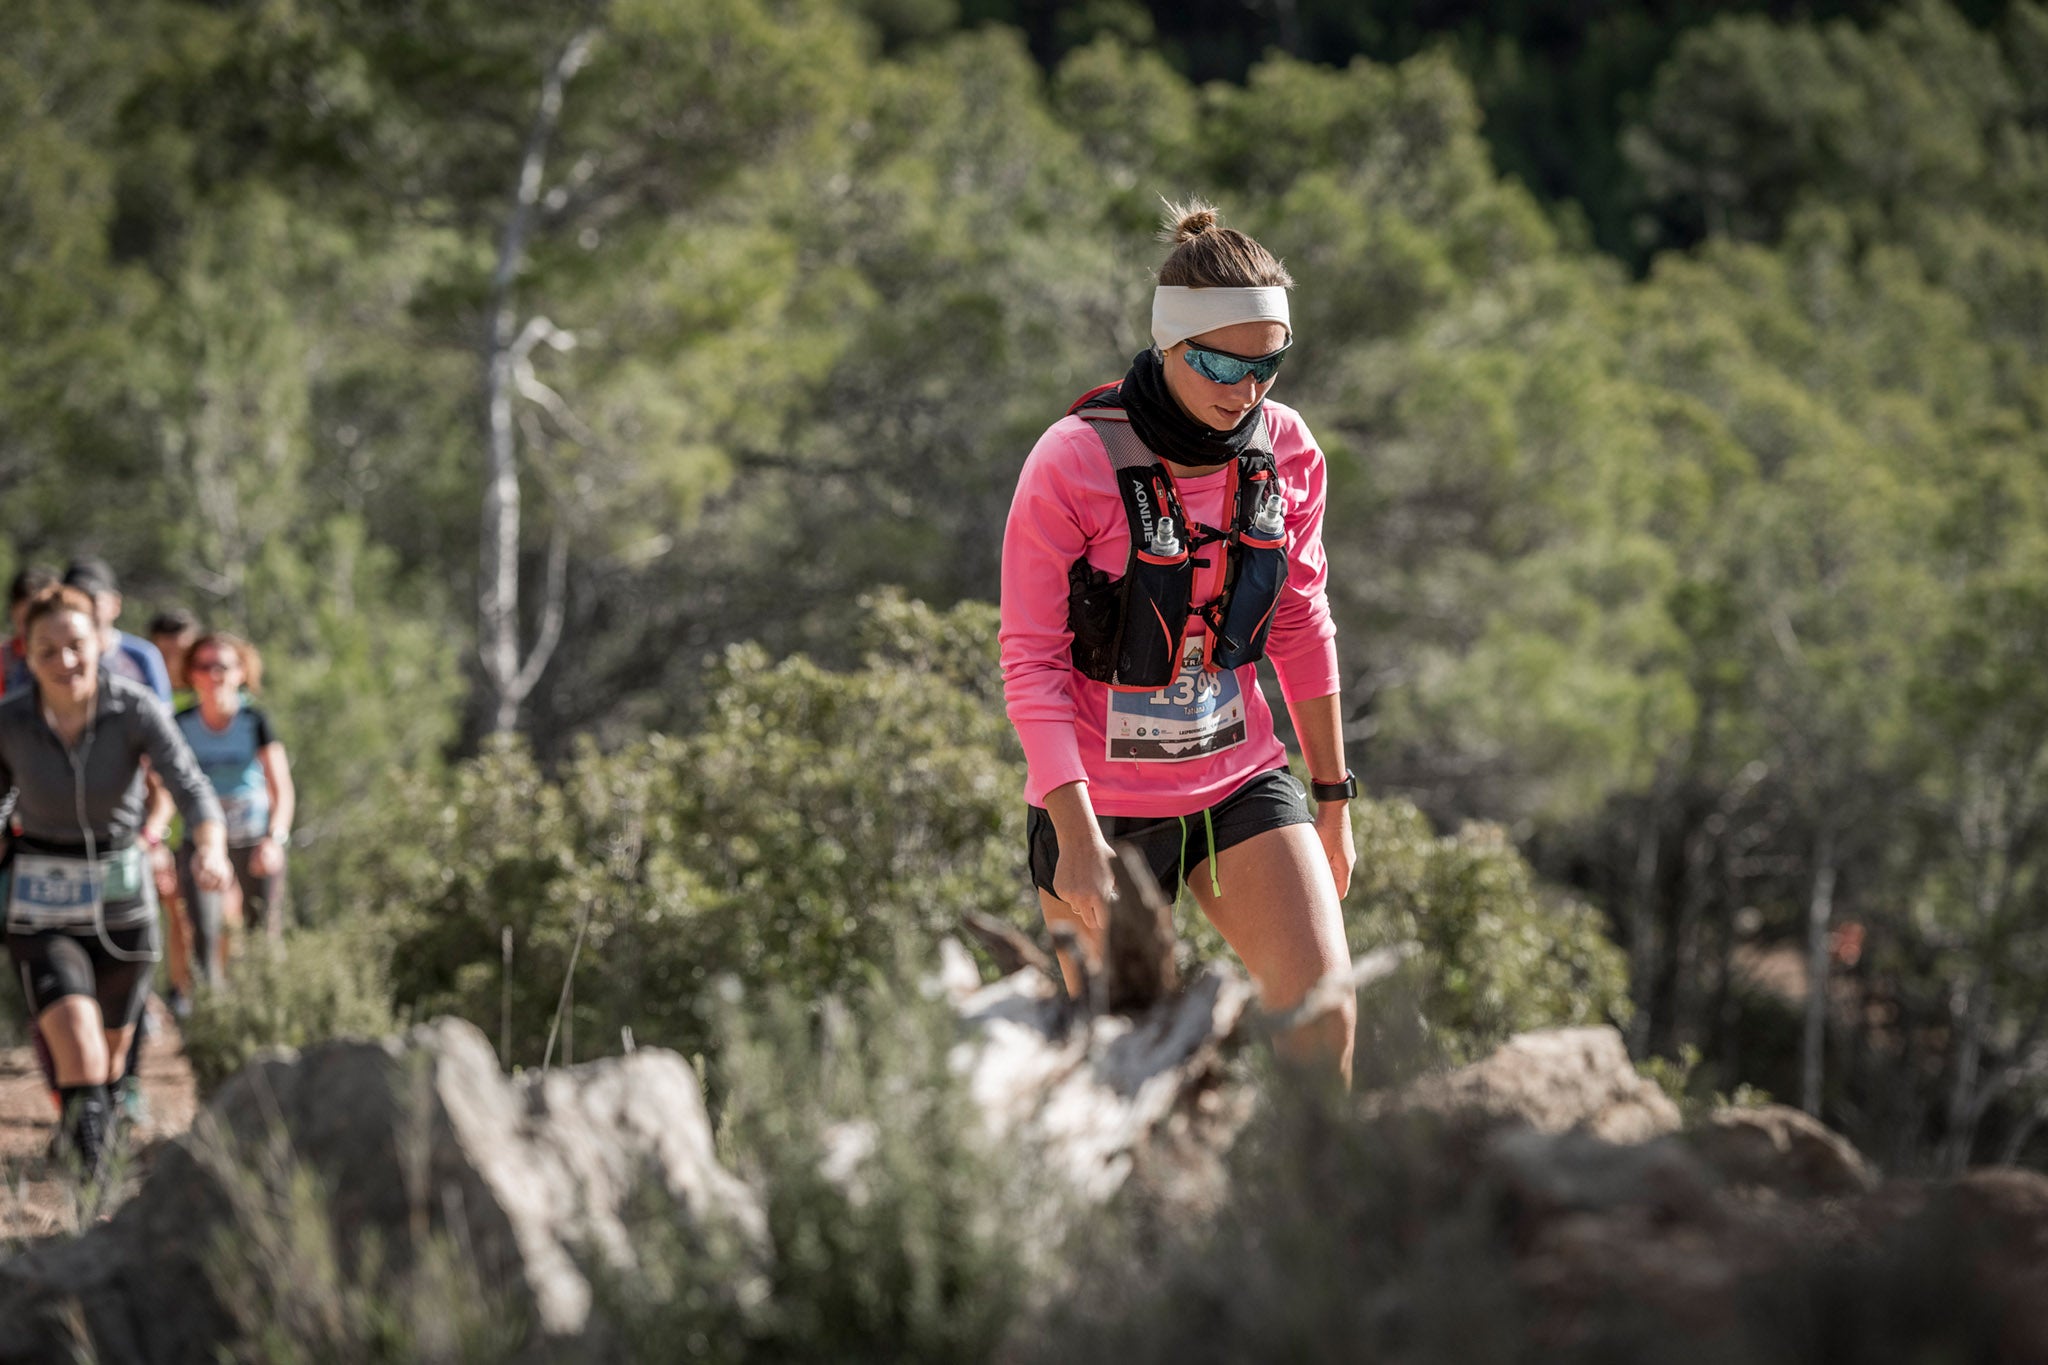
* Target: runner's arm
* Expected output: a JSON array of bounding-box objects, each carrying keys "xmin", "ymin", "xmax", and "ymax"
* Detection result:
[
  {"xmin": 1285, "ymin": 689, "xmax": 1355, "ymax": 898},
  {"xmin": 1264, "ymin": 415, "xmax": 1339, "ymax": 706},
  {"xmin": 1002, "ymin": 425, "xmax": 1120, "ymax": 929},
  {"xmin": 1000, "ymin": 423, "xmax": 1108, "ymax": 804},
  {"xmin": 140, "ymin": 764, "xmax": 173, "ymax": 845},
  {"xmin": 1267, "ymin": 415, "xmax": 1352, "ymax": 895},
  {"xmin": 1041, "ymin": 779, "xmax": 1116, "ymax": 933},
  {"xmin": 258, "ymin": 742, "xmax": 293, "ymax": 846},
  {"xmin": 135, "ymin": 692, "xmax": 223, "ymax": 832}
]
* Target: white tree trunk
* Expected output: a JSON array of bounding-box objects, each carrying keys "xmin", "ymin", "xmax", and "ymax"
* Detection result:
[{"xmin": 479, "ymin": 28, "xmax": 595, "ymax": 734}]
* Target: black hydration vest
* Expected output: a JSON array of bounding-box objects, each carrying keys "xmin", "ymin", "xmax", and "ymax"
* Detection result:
[{"xmin": 1063, "ymin": 384, "xmax": 1291, "ymax": 690}]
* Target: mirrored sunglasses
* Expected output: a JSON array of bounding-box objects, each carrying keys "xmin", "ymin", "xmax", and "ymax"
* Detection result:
[{"xmin": 1180, "ymin": 338, "xmax": 1292, "ymax": 386}]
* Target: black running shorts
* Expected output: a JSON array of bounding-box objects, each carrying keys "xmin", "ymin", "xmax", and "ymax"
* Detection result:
[
  {"xmin": 8, "ymin": 915, "xmax": 161, "ymax": 1029},
  {"xmin": 1027, "ymin": 767, "xmax": 1313, "ymax": 904}
]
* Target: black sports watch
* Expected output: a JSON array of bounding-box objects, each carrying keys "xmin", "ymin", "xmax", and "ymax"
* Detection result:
[{"xmin": 1310, "ymin": 770, "xmax": 1358, "ymax": 803}]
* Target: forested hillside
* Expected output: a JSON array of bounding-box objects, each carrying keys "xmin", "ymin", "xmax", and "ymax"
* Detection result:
[{"xmin": 7, "ymin": 0, "xmax": 2048, "ymax": 1174}]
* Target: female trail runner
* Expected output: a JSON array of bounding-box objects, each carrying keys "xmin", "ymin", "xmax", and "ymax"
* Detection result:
[
  {"xmin": 0, "ymin": 586, "xmax": 228, "ymax": 1177},
  {"xmin": 999, "ymin": 201, "xmax": 1357, "ymax": 1079}
]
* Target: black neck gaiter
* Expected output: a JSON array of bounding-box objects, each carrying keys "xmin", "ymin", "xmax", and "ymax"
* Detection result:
[{"xmin": 1119, "ymin": 348, "xmax": 1263, "ymax": 469}]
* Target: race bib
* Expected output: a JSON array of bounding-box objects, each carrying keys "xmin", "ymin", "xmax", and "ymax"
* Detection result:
[
  {"xmin": 4, "ymin": 849, "xmax": 148, "ymax": 931},
  {"xmin": 8, "ymin": 854, "xmax": 104, "ymax": 930},
  {"xmin": 1105, "ymin": 636, "xmax": 1248, "ymax": 763}
]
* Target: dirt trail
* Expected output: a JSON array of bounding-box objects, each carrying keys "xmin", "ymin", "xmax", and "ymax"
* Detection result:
[{"xmin": 0, "ymin": 996, "xmax": 199, "ymax": 1244}]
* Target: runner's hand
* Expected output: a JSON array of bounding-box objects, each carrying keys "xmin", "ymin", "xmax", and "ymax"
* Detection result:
[
  {"xmin": 1052, "ymin": 838, "xmax": 1119, "ymax": 935},
  {"xmin": 250, "ymin": 837, "xmax": 285, "ymax": 878},
  {"xmin": 193, "ymin": 844, "xmax": 234, "ymax": 894},
  {"xmin": 1313, "ymin": 800, "xmax": 1356, "ymax": 899}
]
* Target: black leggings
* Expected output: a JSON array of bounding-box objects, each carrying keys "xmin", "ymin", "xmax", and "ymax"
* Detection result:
[
  {"xmin": 9, "ymin": 917, "xmax": 160, "ymax": 1030},
  {"xmin": 178, "ymin": 845, "xmax": 289, "ymax": 986}
]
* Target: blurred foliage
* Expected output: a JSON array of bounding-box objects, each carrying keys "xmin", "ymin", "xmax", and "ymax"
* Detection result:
[
  {"xmin": 1345, "ymin": 801, "xmax": 1632, "ymax": 1058},
  {"xmin": 313, "ymin": 595, "xmax": 1620, "ymax": 1076},
  {"xmin": 344, "ymin": 595, "xmax": 1030, "ymax": 1069},
  {"xmin": 180, "ymin": 924, "xmax": 403, "ymax": 1094},
  {"xmin": 599, "ymin": 978, "xmax": 1047, "ymax": 1363},
  {"xmin": 192, "ymin": 966, "xmax": 1042, "ymax": 1365},
  {"xmin": 203, "ymin": 1142, "xmax": 528, "ymax": 1365},
  {"xmin": 1024, "ymin": 1078, "xmax": 2026, "ymax": 1365}
]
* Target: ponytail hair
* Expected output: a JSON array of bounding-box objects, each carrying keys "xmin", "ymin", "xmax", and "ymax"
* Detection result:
[{"xmin": 1156, "ymin": 197, "xmax": 1293, "ymax": 289}]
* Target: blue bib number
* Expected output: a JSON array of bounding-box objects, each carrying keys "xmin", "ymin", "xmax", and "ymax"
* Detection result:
[{"xmin": 1105, "ymin": 637, "xmax": 1249, "ymax": 763}]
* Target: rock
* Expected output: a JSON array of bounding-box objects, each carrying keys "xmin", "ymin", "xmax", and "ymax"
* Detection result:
[
  {"xmin": 1491, "ymin": 1130, "xmax": 1749, "ymax": 1342},
  {"xmin": 1383, "ymin": 1027, "xmax": 1682, "ymax": 1143},
  {"xmin": 1489, "ymin": 1127, "xmax": 1720, "ymax": 1226},
  {"xmin": 1940, "ymin": 1168, "xmax": 2048, "ymax": 1358},
  {"xmin": 1686, "ymin": 1103, "xmax": 1879, "ymax": 1198},
  {"xmin": 926, "ymin": 936, "xmax": 986, "ymax": 1004},
  {"xmin": 951, "ymin": 962, "xmax": 1259, "ymax": 1204},
  {"xmin": 0, "ymin": 1018, "xmax": 759, "ymax": 1364}
]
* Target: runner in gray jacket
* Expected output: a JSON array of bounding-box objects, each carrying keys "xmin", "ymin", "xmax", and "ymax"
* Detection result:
[{"xmin": 0, "ymin": 586, "xmax": 228, "ymax": 1180}]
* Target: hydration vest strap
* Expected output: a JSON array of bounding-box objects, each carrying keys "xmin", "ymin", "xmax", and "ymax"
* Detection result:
[
  {"xmin": 1087, "ymin": 414, "xmax": 1187, "ymax": 554},
  {"xmin": 1064, "ymin": 392, "xmax": 1287, "ymax": 685},
  {"xmin": 1068, "ymin": 381, "xmax": 1125, "ymax": 416}
]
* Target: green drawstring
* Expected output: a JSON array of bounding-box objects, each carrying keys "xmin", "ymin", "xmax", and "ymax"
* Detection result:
[{"xmin": 1172, "ymin": 808, "xmax": 1224, "ymax": 907}]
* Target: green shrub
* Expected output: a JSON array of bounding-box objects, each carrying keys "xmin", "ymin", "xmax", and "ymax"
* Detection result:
[
  {"xmin": 1345, "ymin": 798, "xmax": 1631, "ymax": 1060},
  {"xmin": 333, "ymin": 592, "xmax": 1626, "ymax": 1082},
  {"xmin": 598, "ymin": 978, "xmax": 1055, "ymax": 1364},
  {"xmin": 350, "ymin": 594, "xmax": 1031, "ymax": 1071},
  {"xmin": 1172, "ymin": 792, "xmax": 1631, "ymax": 1062},
  {"xmin": 196, "ymin": 1079, "xmax": 529, "ymax": 1364},
  {"xmin": 181, "ymin": 922, "xmax": 401, "ymax": 1094}
]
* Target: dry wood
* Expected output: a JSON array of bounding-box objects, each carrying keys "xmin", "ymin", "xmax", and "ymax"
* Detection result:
[
  {"xmin": 1104, "ymin": 843, "xmax": 1178, "ymax": 1014},
  {"xmin": 961, "ymin": 911, "xmax": 1054, "ymax": 980}
]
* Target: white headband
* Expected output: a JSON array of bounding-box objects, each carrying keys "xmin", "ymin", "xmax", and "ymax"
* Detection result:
[{"xmin": 1151, "ymin": 285, "xmax": 1291, "ymax": 351}]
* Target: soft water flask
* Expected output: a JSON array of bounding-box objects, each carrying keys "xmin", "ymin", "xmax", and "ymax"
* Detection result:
[
  {"xmin": 1253, "ymin": 490, "xmax": 1285, "ymax": 538},
  {"xmin": 1151, "ymin": 515, "xmax": 1182, "ymax": 556}
]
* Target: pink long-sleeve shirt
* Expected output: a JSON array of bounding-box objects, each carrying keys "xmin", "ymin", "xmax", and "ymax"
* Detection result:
[{"xmin": 999, "ymin": 397, "xmax": 1340, "ymax": 816}]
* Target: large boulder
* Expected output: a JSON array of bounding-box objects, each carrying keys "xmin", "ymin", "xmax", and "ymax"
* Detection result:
[
  {"xmin": 1382, "ymin": 1027, "xmax": 1682, "ymax": 1143},
  {"xmin": 0, "ymin": 1018, "xmax": 759, "ymax": 1364},
  {"xmin": 1685, "ymin": 1103, "xmax": 1879, "ymax": 1199}
]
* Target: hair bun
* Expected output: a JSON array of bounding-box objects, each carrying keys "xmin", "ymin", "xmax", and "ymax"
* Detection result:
[{"xmin": 1158, "ymin": 196, "xmax": 1220, "ymax": 245}]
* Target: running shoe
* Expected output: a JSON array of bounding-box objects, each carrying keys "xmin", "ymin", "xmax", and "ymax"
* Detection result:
[
  {"xmin": 113, "ymin": 1074, "xmax": 149, "ymax": 1132},
  {"xmin": 60, "ymin": 1088, "xmax": 112, "ymax": 1185}
]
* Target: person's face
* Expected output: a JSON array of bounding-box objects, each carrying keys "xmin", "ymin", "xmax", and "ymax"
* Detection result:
[
  {"xmin": 91, "ymin": 589, "xmax": 122, "ymax": 633},
  {"xmin": 1161, "ymin": 320, "xmax": 1291, "ymax": 433},
  {"xmin": 8, "ymin": 599, "xmax": 29, "ymax": 641},
  {"xmin": 189, "ymin": 643, "xmax": 245, "ymax": 705},
  {"xmin": 27, "ymin": 610, "xmax": 100, "ymax": 705}
]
